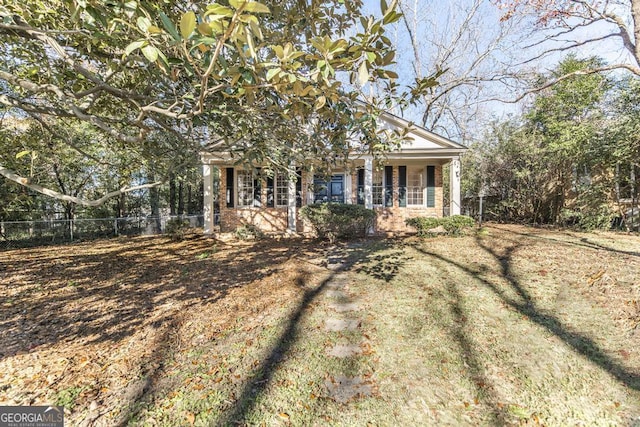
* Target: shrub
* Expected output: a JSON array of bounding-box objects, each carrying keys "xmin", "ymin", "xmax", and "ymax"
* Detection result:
[
  {"xmin": 299, "ymin": 203, "xmax": 376, "ymax": 242},
  {"xmin": 165, "ymin": 218, "xmax": 190, "ymax": 240},
  {"xmin": 406, "ymin": 215, "xmax": 475, "ymax": 237},
  {"xmin": 234, "ymin": 224, "xmax": 263, "ymax": 240}
]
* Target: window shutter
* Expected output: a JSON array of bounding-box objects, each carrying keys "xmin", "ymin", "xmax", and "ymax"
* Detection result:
[
  {"xmin": 266, "ymin": 176, "xmax": 274, "ymax": 208},
  {"xmin": 253, "ymin": 168, "xmax": 262, "ymax": 207},
  {"xmin": 384, "ymin": 166, "xmax": 393, "ymax": 207},
  {"xmin": 426, "ymin": 165, "xmax": 435, "ymax": 208},
  {"xmin": 357, "ymin": 168, "xmax": 365, "ymax": 205},
  {"xmin": 296, "ymin": 168, "xmax": 302, "ymax": 207},
  {"xmin": 398, "ymin": 166, "xmax": 407, "ymax": 207},
  {"xmin": 226, "ymin": 167, "xmax": 234, "ymax": 208}
]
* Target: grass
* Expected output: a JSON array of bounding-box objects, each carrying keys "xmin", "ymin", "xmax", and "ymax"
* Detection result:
[{"xmin": 0, "ymin": 224, "xmax": 639, "ymax": 425}]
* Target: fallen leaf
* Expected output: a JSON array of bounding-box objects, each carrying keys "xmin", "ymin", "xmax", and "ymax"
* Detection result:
[
  {"xmin": 278, "ymin": 412, "xmax": 290, "ymax": 420},
  {"xmin": 185, "ymin": 412, "xmax": 195, "ymax": 425}
]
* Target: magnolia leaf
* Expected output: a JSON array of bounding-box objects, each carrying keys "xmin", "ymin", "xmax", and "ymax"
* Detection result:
[
  {"xmin": 210, "ymin": 21, "xmax": 224, "ymax": 34},
  {"xmin": 15, "ymin": 150, "xmax": 31, "ymax": 159},
  {"xmin": 385, "ymin": 70, "xmax": 398, "ymax": 79},
  {"xmin": 314, "ymin": 95, "xmax": 326, "ymax": 110},
  {"xmin": 180, "ymin": 11, "xmax": 196, "ymax": 39},
  {"xmin": 159, "ymin": 12, "xmax": 181, "ymax": 41},
  {"xmin": 380, "ymin": 0, "xmax": 388, "ymax": 14},
  {"xmin": 358, "ymin": 61, "xmax": 369, "ymax": 86},
  {"xmin": 136, "ymin": 16, "xmax": 151, "ymax": 33},
  {"xmin": 229, "ymin": 0, "xmax": 244, "ymax": 9},
  {"xmin": 198, "ymin": 22, "xmax": 213, "ymax": 36},
  {"xmin": 243, "ymin": 2, "xmax": 270, "ymax": 13},
  {"xmin": 206, "ymin": 4, "xmax": 234, "ymax": 17},
  {"xmin": 124, "ymin": 39, "xmax": 146, "ymax": 56},
  {"xmin": 141, "ymin": 45, "xmax": 159, "ymax": 62},
  {"xmin": 266, "ymin": 67, "xmax": 280, "ymax": 81},
  {"xmin": 273, "ymin": 45, "xmax": 284, "ymax": 60}
]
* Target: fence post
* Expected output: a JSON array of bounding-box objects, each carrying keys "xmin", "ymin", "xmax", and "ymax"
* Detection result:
[
  {"xmin": 114, "ymin": 218, "xmax": 119, "ymax": 236},
  {"xmin": 70, "ymin": 219, "xmax": 74, "ymax": 242}
]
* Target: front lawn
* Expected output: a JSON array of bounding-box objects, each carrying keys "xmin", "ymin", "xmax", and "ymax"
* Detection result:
[{"xmin": 1, "ymin": 225, "xmax": 638, "ymax": 425}]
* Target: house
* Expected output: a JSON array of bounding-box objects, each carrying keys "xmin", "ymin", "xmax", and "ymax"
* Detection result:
[{"xmin": 201, "ymin": 111, "xmax": 467, "ymax": 235}]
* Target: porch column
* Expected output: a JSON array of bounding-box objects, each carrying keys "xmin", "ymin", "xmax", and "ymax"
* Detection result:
[
  {"xmin": 364, "ymin": 157, "xmax": 373, "ymax": 209},
  {"xmin": 450, "ymin": 157, "xmax": 461, "ymax": 216},
  {"xmin": 344, "ymin": 170, "xmax": 352, "ymax": 204},
  {"xmin": 203, "ymin": 164, "xmax": 215, "ymax": 234},
  {"xmin": 287, "ymin": 167, "xmax": 297, "ymax": 233}
]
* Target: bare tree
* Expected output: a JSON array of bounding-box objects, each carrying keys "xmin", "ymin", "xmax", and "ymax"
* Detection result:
[
  {"xmin": 395, "ymin": 0, "xmax": 524, "ymax": 142},
  {"xmin": 496, "ymin": 0, "xmax": 640, "ymax": 92}
]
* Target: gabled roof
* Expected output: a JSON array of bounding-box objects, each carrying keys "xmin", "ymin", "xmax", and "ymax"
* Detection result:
[
  {"xmin": 201, "ymin": 108, "xmax": 466, "ymax": 164},
  {"xmin": 379, "ymin": 111, "xmax": 467, "ymax": 150}
]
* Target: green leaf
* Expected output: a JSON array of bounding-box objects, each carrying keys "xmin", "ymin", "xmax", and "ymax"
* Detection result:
[
  {"xmin": 142, "ymin": 45, "xmax": 158, "ymax": 62},
  {"xmin": 198, "ymin": 22, "xmax": 213, "ymax": 36},
  {"xmin": 380, "ymin": 0, "xmax": 388, "ymax": 14},
  {"xmin": 159, "ymin": 12, "xmax": 181, "ymax": 41},
  {"xmin": 385, "ymin": 70, "xmax": 398, "ymax": 79},
  {"xmin": 266, "ymin": 67, "xmax": 280, "ymax": 81},
  {"xmin": 314, "ymin": 95, "xmax": 326, "ymax": 110},
  {"xmin": 124, "ymin": 39, "xmax": 146, "ymax": 56},
  {"xmin": 206, "ymin": 4, "xmax": 234, "ymax": 17},
  {"xmin": 136, "ymin": 16, "xmax": 151, "ymax": 33},
  {"xmin": 15, "ymin": 150, "xmax": 31, "ymax": 160},
  {"xmin": 243, "ymin": 2, "xmax": 270, "ymax": 13},
  {"xmin": 180, "ymin": 11, "xmax": 196, "ymax": 39},
  {"xmin": 229, "ymin": 0, "xmax": 244, "ymax": 9},
  {"xmin": 358, "ymin": 61, "xmax": 369, "ymax": 86}
]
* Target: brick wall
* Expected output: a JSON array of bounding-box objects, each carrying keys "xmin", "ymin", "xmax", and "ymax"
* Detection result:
[{"xmin": 218, "ymin": 165, "xmax": 444, "ymax": 234}]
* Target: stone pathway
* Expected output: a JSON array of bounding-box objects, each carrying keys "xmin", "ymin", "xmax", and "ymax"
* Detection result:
[{"xmin": 320, "ymin": 248, "xmax": 375, "ymax": 404}]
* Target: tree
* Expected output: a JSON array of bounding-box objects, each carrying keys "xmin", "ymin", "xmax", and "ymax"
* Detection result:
[
  {"xmin": 494, "ymin": 0, "xmax": 640, "ymax": 87},
  {"xmin": 0, "ymin": 0, "xmax": 410, "ymax": 207},
  {"xmin": 464, "ymin": 56, "xmax": 613, "ymax": 227},
  {"xmin": 396, "ymin": 0, "xmax": 522, "ymax": 141}
]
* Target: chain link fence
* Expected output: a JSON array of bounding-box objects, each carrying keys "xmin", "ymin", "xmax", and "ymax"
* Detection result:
[{"xmin": 0, "ymin": 215, "xmax": 204, "ymax": 248}]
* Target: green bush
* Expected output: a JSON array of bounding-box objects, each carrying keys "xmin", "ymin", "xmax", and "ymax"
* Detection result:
[
  {"xmin": 165, "ymin": 218, "xmax": 190, "ymax": 240},
  {"xmin": 299, "ymin": 203, "xmax": 376, "ymax": 242},
  {"xmin": 234, "ymin": 224, "xmax": 264, "ymax": 240},
  {"xmin": 406, "ymin": 215, "xmax": 475, "ymax": 237}
]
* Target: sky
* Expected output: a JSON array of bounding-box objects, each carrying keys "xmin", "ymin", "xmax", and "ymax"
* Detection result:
[{"xmin": 353, "ymin": 0, "xmax": 637, "ymax": 143}]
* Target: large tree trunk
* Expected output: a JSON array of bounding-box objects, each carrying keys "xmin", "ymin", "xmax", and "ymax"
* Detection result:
[
  {"xmin": 169, "ymin": 173, "xmax": 176, "ymax": 216},
  {"xmin": 149, "ymin": 171, "xmax": 162, "ymax": 234},
  {"xmin": 177, "ymin": 181, "xmax": 184, "ymax": 215}
]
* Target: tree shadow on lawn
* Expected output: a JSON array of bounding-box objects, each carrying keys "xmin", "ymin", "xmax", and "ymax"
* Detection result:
[
  {"xmin": 0, "ymin": 235, "xmax": 317, "ymax": 362},
  {"xmin": 411, "ymin": 239, "xmax": 640, "ymax": 392},
  {"xmin": 216, "ymin": 240, "xmax": 384, "ymax": 426},
  {"xmin": 443, "ymin": 278, "xmax": 508, "ymax": 424},
  {"xmin": 492, "ymin": 224, "xmax": 640, "ymax": 258}
]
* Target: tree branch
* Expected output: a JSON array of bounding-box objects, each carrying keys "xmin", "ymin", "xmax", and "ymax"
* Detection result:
[{"xmin": 0, "ymin": 163, "xmax": 162, "ymax": 207}]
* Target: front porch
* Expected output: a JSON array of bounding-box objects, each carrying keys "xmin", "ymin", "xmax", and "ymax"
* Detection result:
[{"xmin": 202, "ymin": 157, "xmax": 463, "ymax": 235}]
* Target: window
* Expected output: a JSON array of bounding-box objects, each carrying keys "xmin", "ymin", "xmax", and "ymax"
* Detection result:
[
  {"xmin": 237, "ymin": 170, "xmax": 260, "ymax": 207},
  {"xmin": 407, "ymin": 167, "xmax": 424, "ymax": 205},
  {"xmin": 276, "ymin": 173, "xmax": 288, "ymax": 206},
  {"xmin": 372, "ymin": 169, "xmax": 384, "ymax": 205},
  {"xmin": 314, "ymin": 175, "xmax": 344, "ymax": 203}
]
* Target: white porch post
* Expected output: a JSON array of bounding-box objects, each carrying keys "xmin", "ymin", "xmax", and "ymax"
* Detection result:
[
  {"xmin": 307, "ymin": 167, "xmax": 315, "ymax": 205},
  {"xmin": 287, "ymin": 167, "xmax": 297, "ymax": 233},
  {"xmin": 203, "ymin": 164, "xmax": 215, "ymax": 234},
  {"xmin": 450, "ymin": 157, "xmax": 461, "ymax": 216},
  {"xmin": 364, "ymin": 158, "xmax": 373, "ymax": 209},
  {"xmin": 344, "ymin": 170, "xmax": 352, "ymax": 204}
]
